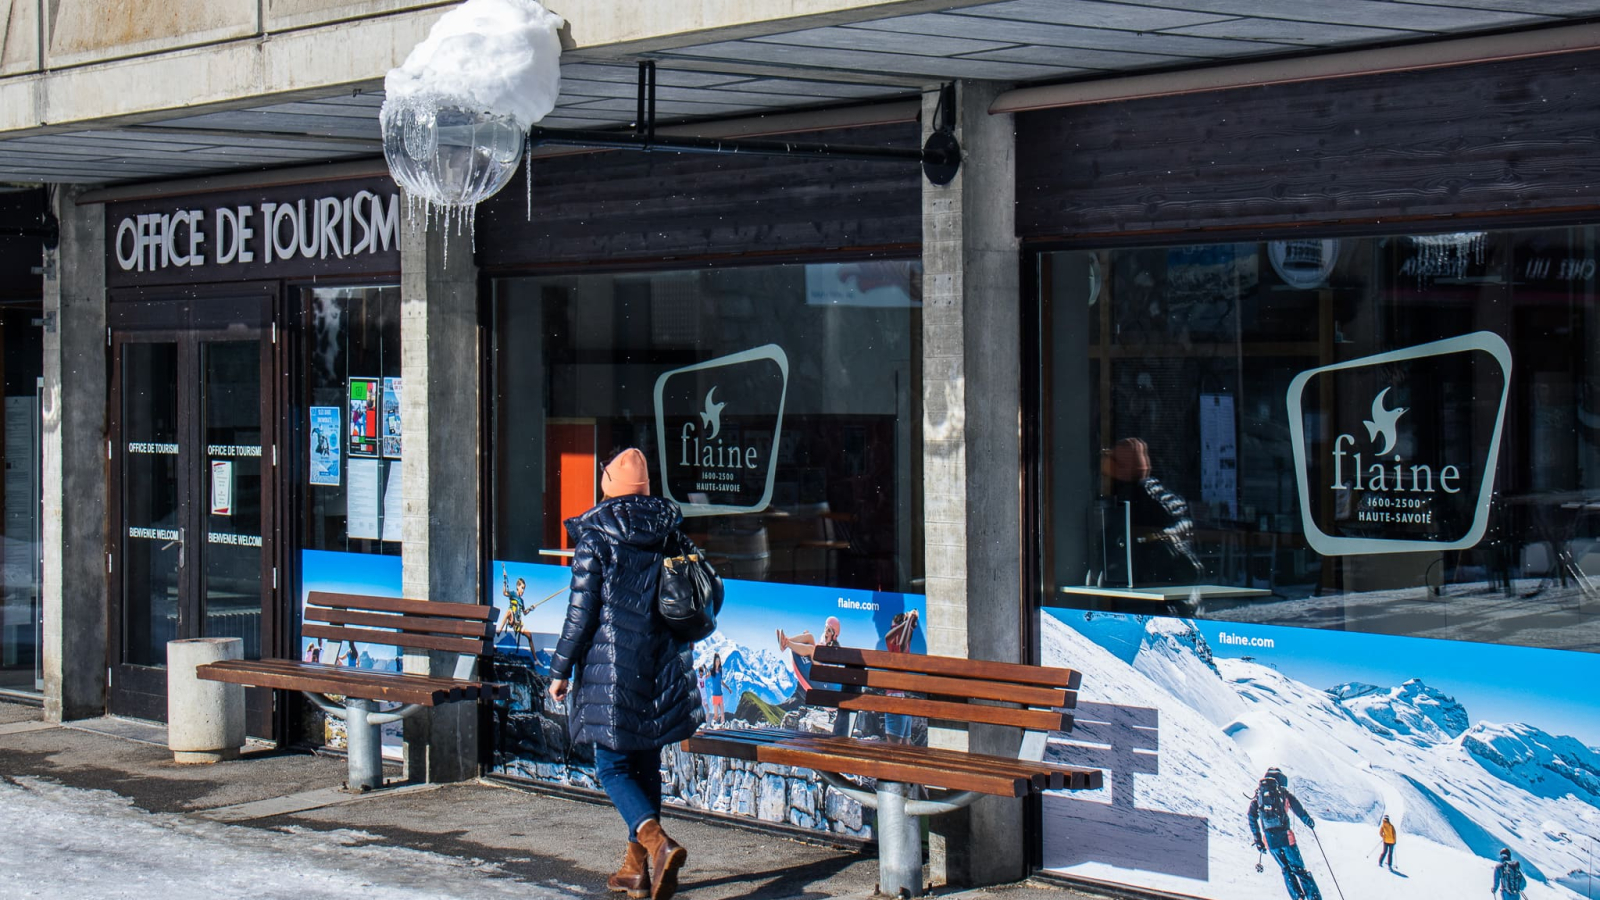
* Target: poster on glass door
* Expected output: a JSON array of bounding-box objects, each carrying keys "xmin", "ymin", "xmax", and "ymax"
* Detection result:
[
  {"xmin": 381, "ymin": 376, "xmax": 402, "ymax": 459},
  {"xmin": 308, "ymin": 406, "xmax": 341, "ymax": 486},
  {"xmin": 347, "ymin": 377, "xmax": 379, "ymax": 457},
  {"xmin": 1038, "ymin": 607, "xmax": 1600, "ymax": 900}
]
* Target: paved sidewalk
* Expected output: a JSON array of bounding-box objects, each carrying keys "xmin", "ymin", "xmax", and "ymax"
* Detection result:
[{"xmin": 0, "ymin": 700, "xmax": 1099, "ymax": 900}]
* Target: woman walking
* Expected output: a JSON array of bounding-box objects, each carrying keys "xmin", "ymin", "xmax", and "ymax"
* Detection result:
[{"xmin": 547, "ymin": 449, "xmax": 702, "ymax": 900}]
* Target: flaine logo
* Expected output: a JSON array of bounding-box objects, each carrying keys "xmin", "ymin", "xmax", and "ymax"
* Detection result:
[
  {"xmin": 700, "ymin": 387, "xmax": 725, "ymax": 440},
  {"xmin": 655, "ymin": 345, "xmax": 789, "ymax": 517},
  {"xmin": 678, "ymin": 385, "xmax": 758, "ymax": 472},
  {"xmin": 1288, "ymin": 333, "xmax": 1511, "ymax": 556},
  {"xmin": 1329, "ymin": 387, "xmax": 1463, "ymax": 503}
]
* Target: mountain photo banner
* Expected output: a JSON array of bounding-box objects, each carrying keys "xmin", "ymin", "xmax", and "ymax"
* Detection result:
[
  {"xmin": 485, "ymin": 558, "xmax": 927, "ymax": 839},
  {"xmin": 1039, "ymin": 607, "xmax": 1600, "ymax": 900}
]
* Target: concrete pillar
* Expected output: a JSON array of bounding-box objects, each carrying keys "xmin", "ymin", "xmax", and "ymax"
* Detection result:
[
  {"xmin": 399, "ymin": 208, "xmax": 481, "ymax": 783},
  {"xmin": 921, "ymin": 80, "xmax": 1025, "ymax": 888},
  {"xmin": 41, "ymin": 188, "xmax": 107, "ymax": 723}
]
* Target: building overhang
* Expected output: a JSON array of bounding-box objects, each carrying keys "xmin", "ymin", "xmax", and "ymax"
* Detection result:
[{"xmin": 0, "ymin": 0, "xmax": 1597, "ymax": 185}]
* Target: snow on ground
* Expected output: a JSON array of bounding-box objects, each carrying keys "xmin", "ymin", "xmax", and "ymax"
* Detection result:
[{"xmin": 0, "ymin": 777, "xmax": 574, "ymax": 900}]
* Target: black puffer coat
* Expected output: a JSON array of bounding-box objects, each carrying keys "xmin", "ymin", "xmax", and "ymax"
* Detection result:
[{"xmin": 549, "ymin": 495, "xmax": 704, "ymax": 753}]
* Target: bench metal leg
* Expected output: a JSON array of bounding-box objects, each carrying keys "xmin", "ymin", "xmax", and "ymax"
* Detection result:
[
  {"xmin": 345, "ymin": 698, "xmax": 384, "ymax": 792},
  {"xmin": 876, "ymin": 781, "xmax": 923, "ymax": 898},
  {"xmin": 301, "ymin": 692, "xmax": 425, "ymax": 792}
]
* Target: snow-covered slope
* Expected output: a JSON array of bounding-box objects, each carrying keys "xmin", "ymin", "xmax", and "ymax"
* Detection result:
[{"xmin": 1040, "ymin": 611, "xmax": 1598, "ymax": 900}]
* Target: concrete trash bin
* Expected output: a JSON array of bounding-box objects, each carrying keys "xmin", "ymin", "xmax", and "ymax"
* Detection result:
[{"xmin": 166, "ymin": 637, "xmax": 246, "ymax": 764}]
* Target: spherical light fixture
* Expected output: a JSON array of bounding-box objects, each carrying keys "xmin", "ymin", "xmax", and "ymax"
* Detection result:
[{"xmin": 379, "ymin": 0, "xmax": 562, "ymax": 236}]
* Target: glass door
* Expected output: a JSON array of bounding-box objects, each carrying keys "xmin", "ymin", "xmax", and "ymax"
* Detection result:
[{"xmin": 109, "ymin": 296, "xmax": 276, "ymax": 733}]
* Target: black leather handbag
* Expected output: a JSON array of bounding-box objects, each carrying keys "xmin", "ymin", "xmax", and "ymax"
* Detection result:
[{"xmin": 656, "ymin": 531, "xmax": 724, "ymax": 642}]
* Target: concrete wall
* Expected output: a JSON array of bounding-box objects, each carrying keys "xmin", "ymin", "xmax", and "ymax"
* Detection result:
[
  {"xmin": 921, "ymin": 79, "xmax": 1024, "ymax": 888},
  {"xmin": 0, "ymin": 0, "xmax": 997, "ymax": 135},
  {"xmin": 399, "ymin": 205, "xmax": 482, "ymax": 783},
  {"xmin": 41, "ymin": 187, "xmax": 107, "ymax": 722}
]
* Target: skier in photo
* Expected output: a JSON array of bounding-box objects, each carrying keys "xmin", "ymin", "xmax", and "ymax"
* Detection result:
[
  {"xmin": 1247, "ymin": 767, "xmax": 1323, "ymax": 900},
  {"xmin": 1492, "ymin": 847, "xmax": 1527, "ymax": 899},
  {"xmin": 1378, "ymin": 815, "xmax": 1396, "ymax": 870}
]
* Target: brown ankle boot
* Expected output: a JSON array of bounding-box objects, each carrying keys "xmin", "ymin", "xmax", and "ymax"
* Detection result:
[
  {"xmin": 636, "ymin": 819, "xmax": 687, "ymax": 900},
  {"xmin": 607, "ymin": 842, "xmax": 649, "ymax": 899}
]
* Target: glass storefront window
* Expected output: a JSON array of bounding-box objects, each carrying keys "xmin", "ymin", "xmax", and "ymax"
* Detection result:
[
  {"xmin": 298, "ymin": 285, "xmax": 402, "ymax": 556},
  {"xmin": 1040, "ymin": 226, "xmax": 1600, "ymax": 653},
  {"xmin": 491, "ymin": 260, "xmax": 925, "ymax": 592},
  {"xmin": 0, "ymin": 305, "xmax": 41, "ymax": 692}
]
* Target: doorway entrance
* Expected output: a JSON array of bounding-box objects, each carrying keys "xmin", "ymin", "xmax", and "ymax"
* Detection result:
[{"xmin": 108, "ymin": 293, "xmax": 278, "ymax": 734}]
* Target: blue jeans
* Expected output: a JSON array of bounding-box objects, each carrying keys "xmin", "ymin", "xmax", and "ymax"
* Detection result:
[
  {"xmin": 1269, "ymin": 843, "xmax": 1321, "ymax": 900},
  {"xmin": 593, "ymin": 745, "xmax": 662, "ymax": 842},
  {"xmin": 883, "ymin": 713, "xmax": 913, "ymax": 741}
]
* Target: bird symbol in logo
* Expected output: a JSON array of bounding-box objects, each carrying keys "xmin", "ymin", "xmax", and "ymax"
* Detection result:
[
  {"xmin": 700, "ymin": 387, "xmax": 726, "ymax": 440},
  {"xmin": 1363, "ymin": 387, "xmax": 1407, "ymax": 456}
]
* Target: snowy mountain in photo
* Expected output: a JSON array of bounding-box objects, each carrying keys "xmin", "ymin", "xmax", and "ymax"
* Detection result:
[
  {"xmin": 694, "ymin": 632, "xmax": 796, "ymax": 707},
  {"xmin": 1463, "ymin": 723, "xmax": 1600, "ymax": 802},
  {"xmin": 1331, "ymin": 677, "xmax": 1471, "ymax": 746},
  {"xmin": 1040, "ymin": 611, "xmax": 1600, "ymax": 900}
]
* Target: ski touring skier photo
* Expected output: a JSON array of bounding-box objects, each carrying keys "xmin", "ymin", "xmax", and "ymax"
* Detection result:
[
  {"xmin": 1248, "ymin": 767, "xmax": 1331, "ymax": 900},
  {"xmin": 1494, "ymin": 848, "xmax": 1528, "ymax": 900}
]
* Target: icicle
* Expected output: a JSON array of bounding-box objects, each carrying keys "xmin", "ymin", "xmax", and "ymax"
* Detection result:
[{"xmin": 526, "ymin": 146, "xmax": 533, "ymax": 222}]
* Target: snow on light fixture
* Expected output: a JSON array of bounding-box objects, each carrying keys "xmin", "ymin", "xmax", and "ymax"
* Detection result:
[{"xmin": 380, "ymin": 0, "xmax": 563, "ymax": 243}]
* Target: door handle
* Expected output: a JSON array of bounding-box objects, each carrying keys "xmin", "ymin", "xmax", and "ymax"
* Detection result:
[{"xmin": 177, "ymin": 527, "xmax": 185, "ymax": 569}]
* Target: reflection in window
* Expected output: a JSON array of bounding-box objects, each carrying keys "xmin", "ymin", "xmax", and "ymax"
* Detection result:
[
  {"xmin": 299, "ymin": 286, "xmax": 401, "ymax": 555},
  {"xmin": 491, "ymin": 261, "xmax": 924, "ymax": 594},
  {"xmin": 1041, "ymin": 227, "xmax": 1600, "ymax": 654},
  {"xmin": 0, "ymin": 304, "xmax": 41, "ymax": 693}
]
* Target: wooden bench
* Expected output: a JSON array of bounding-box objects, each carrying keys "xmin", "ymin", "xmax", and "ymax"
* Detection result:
[
  {"xmin": 197, "ymin": 592, "xmax": 507, "ymax": 791},
  {"xmin": 683, "ymin": 645, "xmax": 1100, "ymax": 897}
]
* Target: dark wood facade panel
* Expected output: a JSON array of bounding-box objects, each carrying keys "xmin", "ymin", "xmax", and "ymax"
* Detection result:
[
  {"xmin": 1016, "ymin": 51, "xmax": 1600, "ymax": 240},
  {"xmin": 0, "ymin": 189, "xmax": 47, "ymax": 302},
  {"xmin": 477, "ymin": 124, "xmax": 922, "ymax": 269},
  {"xmin": 104, "ymin": 177, "xmax": 401, "ymax": 289}
]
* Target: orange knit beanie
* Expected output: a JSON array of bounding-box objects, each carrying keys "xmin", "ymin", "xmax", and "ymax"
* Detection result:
[{"xmin": 601, "ymin": 448, "xmax": 651, "ymax": 497}]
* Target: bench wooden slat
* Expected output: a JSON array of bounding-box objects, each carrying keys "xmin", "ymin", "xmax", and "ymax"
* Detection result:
[
  {"xmin": 202, "ymin": 657, "xmax": 497, "ymax": 700},
  {"xmin": 223, "ymin": 657, "xmax": 488, "ymax": 696},
  {"xmin": 198, "ymin": 660, "xmax": 454, "ymax": 705},
  {"xmin": 807, "ymin": 665, "xmax": 1076, "ymax": 709},
  {"xmin": 198, "ymin": 658, "xmax": 509, "ymax": 704},
  {"xmin": 813, "ymin": 646, "xmax": 1080, "ymax": 690},
  {"xmin": 804, "ymin": 689, "xmax": 1072, "ymax": 732},
  {"xmin": 701, "ymin": 728, "xmax": 1100, "ymax": 791},
  {"xmin": 303, "ymin": 622, "xmax": 490, "ymax": 656},
  {"xmin": 306, "ymin": 591, "xmax": 494, "ymax": 622},
  {"xmin": 747, "ymin": 729, "xmax": 1101, "ymax": 790},
  {"xmin": 683, "ymin": 732, "xmax": 1028, "ymax": 797},
  {"xmin": 305, "ymin": 606, "xmax": 496, "ymax": 639},
  {"xmin": 726, "ymin": 723, "xmax": 1088, "ymax": 787}
]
